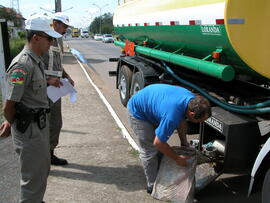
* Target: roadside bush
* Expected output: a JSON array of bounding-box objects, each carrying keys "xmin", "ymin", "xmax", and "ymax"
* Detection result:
[
  {"xmin": 10, "ymin": 38, "xmax": 26, "ymax": 59},
  {"xmin": 18, "ymin": 31, "xmax": 26, "ymax": 39}
]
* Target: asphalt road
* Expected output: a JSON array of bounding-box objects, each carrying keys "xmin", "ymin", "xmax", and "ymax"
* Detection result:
[{"xmin": 65, "ymin": 37, "xmax": 261, "ymax": 203}]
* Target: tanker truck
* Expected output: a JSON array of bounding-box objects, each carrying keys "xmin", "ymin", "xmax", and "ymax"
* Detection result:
[{"xmin": 110, "ymin": 0, "xmax": 270, "ymax": 202}]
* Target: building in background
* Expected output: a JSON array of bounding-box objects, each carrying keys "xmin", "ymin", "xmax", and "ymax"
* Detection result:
[{"xmin": 0, "ymin": 5, "xmax": 25, "ymax": 38}]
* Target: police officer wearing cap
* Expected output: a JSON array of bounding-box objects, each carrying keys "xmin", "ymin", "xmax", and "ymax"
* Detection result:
[
  {"xmin": 42, "ymin": 12, "xmax": 74, "ymax": 165},
  {"xmin": 3, "ymin": 14, "xmax": 62, "ymax": 203}
]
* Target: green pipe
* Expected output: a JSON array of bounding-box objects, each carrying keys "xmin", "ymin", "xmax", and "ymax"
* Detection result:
[{"xmin": 115, "ymin": 41, "xmax": 235, "ymax": 82}]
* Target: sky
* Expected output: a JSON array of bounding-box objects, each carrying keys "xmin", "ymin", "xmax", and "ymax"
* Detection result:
[{"xmin": 1, "ymin": 0, "xmax": 118, "ymax": 28}]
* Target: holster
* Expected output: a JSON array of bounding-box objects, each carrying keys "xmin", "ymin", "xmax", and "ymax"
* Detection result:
[
  {"xmin": 16, "ymin": 115, "xmax": 32, "ymax": 133},
  {"xmin": 15, "ymin": 103, "xmax": 48, "ymax": 133}
]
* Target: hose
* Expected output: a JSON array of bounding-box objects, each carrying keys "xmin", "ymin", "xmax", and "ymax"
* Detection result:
[{"xmin": 161, "ymin": 62, "xmax": 270, "ymax": 114}]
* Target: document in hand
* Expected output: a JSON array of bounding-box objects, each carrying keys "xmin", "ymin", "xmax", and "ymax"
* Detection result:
[{"xmin": 47, "ymin": 78, "xmax": 77, "ymax": 103}]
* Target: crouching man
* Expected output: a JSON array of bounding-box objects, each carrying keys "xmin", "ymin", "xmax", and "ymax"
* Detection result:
[{"xmin": 127, "ymin": 84, "xmax": 211, "ymax": 194}]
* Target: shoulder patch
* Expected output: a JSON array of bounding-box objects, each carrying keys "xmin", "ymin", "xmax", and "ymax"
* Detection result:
[{"xmin": 10, "ymin": 68, "xmax": 27, "ymax": 85}]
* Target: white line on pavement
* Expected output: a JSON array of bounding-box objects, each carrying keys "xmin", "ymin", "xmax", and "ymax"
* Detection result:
[{"xmin": 74, "ymin": 55, "xmax": 140, "ymax": 151}]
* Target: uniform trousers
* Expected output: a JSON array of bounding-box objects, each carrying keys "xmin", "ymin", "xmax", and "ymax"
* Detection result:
[
  {"xmin": 128, "ymin": 110, "xmax": 161, "ymax": 188},
  {"xmin": 49, "ymin": 98, "xmax": 62, "ymax": 151},
  {"xmin": 12, "ymin": 118, "xmax": 50, "ymax": 203}
]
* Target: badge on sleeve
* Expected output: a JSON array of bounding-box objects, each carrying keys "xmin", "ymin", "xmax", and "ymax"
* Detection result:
[{"xmin": 10, "ymin": 68, "xmax": 26, "ymax": 85}]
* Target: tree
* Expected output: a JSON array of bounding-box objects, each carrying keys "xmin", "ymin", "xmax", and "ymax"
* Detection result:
[
  {"xmin": 0, "ymin": 6, "xmax": 23, "ymax": 27},
  {"xmin": 90, "ymin": 12, "xmax": 113, "ymax": 34}
]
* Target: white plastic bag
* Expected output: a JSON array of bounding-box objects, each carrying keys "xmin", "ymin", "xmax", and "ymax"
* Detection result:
[
  {"xmin": 152, "ymin": 147, "xmax": 197, "ymax": 203},
  {"xmin": 195, "ymin": 163, "xmax": 218, "ymax": 192}
]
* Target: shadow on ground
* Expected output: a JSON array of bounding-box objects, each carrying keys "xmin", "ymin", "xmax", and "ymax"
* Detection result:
[
  {"xmin": 62, "ymin": 54, "xmax": 79, "ymax": 65},
  {"xmin": 60, "ymin": 129, "xmax": 88, "ymax": 135},
  {"xmin": 195, "ymin": 175, "xmax": 261, "ymax": 203},
  {"xmin": 50, "ymin": 163, "xmax": 146, "ymax": 192},
  {"xmin": 86, "ymin": 58, "xmax": 106, "ymax": 64}
]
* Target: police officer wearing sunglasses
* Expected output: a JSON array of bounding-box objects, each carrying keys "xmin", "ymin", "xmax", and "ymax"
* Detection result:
[{"xmin": 3, "ymin": 15, "xmax": 62, "ymax": 203}]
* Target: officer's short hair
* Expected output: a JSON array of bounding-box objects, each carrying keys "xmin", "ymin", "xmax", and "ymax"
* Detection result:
[
  {"xmin": 53, "ymin": 19, "xmax": 62, "ymax": 24},
  {"xmin": 26, "ymin": 30, "xmax": 46, "ymax": 42},
  {"xmin": 188, "ymin": 96, "xmax": 211, "ymax": 119}
]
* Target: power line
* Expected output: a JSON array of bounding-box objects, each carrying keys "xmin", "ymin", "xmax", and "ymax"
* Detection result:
[{"xmin": 10, "ymin": 0, "xmax": 20, "ymax": 13}]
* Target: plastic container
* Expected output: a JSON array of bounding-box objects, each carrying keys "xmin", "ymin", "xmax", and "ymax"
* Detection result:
[{"xmin": 212, "ymin": 139, "xmax": 225, "ymax": 155}]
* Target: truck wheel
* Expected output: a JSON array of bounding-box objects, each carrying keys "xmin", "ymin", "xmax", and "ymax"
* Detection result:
[
  {"xmin": 118, "ymin": 65, "xmax": 132, "ymax": 106},
  {"xmin": 131, "ymin": 72, "xmax": 144, "ymax": 96},
  {"xmin": 262, "ymin": 168, "xmax": 270, "ymax": 203}
]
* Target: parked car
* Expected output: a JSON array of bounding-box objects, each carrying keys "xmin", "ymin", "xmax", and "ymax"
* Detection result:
[
  {"xmin": 94, "ymin": 34, "xmax": 103, "ymax": 41},
  {"xmin": 102, "ymin": 34, "xmax": 114, "ymax": 43}
]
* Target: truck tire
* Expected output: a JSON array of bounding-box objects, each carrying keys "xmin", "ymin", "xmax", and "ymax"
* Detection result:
[
  {"xmin": 118, "ymin": 65, "xmax": 132, "ymax": 106},
  {"xmin": 262, "ymin": 168, "xmax": 270, "ymax": 203},
  {"xmin": 130, "ymin": 71, "xmax": 145, "ymax": 96}
]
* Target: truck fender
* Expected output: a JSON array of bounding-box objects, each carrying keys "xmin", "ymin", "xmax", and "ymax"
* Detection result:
[
  {"xmin": 248, "ymin": 137, "xmax": 270, "ymax": 196},
  {"xmin": 116, "ymin": 56, "xmax": 159, "ymax": 89}
]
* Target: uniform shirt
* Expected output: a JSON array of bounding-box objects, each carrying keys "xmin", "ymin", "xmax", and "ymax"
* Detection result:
[
  {"xmin": 128, "ymin": 84, "xmax": 195, "ymax": 142},
  {"xmin": 6, "ymin": 46, "xmax": 48, "ymax": 109},
  {"xmin": 42, "ymin": 39, "xmax": 63, "ymax": 77}
]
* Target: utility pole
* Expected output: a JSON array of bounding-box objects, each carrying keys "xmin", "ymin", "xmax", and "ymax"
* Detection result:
[
  {"xmin": 55, "ymin": 0, "xmax": 63, "ymax": 51},
  {"xmin": 92, "ymin": 3, "xmax": 109, "ymax": 34},
  {"xmin": 55, "ymin": 0, "xmax": 62, "ymax": 12}
]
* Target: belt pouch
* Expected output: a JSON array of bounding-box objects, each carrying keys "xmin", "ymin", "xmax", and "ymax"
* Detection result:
[{"xmin": 37, "ymin": 111, "xmax": 46, "ymax": 130}]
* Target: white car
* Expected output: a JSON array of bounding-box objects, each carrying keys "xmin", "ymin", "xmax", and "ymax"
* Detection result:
[
  {"xmin": 102, "ymin": 34, "xmax": 114, "ymax": 43},
  {"xmin": 94, "ymin": 34, "xmax": 103, "ymax": 41}
]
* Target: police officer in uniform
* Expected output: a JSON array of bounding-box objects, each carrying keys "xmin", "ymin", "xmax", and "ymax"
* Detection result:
[
  {"xmin": 42, "ymin": 12, "xmax": 74, "ymax": 165},
  {"xmin": 3, "ymin": 15, "xmax": 62, "ymax": 203}
]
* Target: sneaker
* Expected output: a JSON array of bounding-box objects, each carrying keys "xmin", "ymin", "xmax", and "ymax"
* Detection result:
[{"xmin": 51, "ymin": 154, "xmax": 68, "ymax": 165}]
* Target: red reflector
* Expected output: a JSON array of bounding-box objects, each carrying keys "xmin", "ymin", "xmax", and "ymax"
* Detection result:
[
  {"xmin": 128, "ymin": 24, "xmax": 131, "ymax": 26},
  {"xmin": 170, "ymin": 21, "xmax": 175, "ymax": 25},
  {"xmin": 189, "ymin": 20, "xmax": 195, "ymax": 25},
  {"xmin": 135, "ymin": 23, "xmax": 139, "ymax": 26},
  {"xmin": 212, "ymin": 51, "xmax": 221, "ymax": 59},
  {"xmin": 216, "ymin": 19, "xmax": 224, "ymax": 24},
  {"xmin": 144, "ymin": 23, "xmax": 148, "ymax": 26},
  {"xmin": 155, "ymin": 22, "xmax": 160, "ymax": 26}
]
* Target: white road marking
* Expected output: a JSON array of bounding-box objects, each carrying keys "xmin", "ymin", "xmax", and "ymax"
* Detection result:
[{"xmin": 72, "ymin": 53, "xmax": 140, "ymax": 151}]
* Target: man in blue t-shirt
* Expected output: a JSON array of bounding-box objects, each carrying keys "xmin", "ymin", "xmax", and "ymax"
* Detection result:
[{"xmin": 127, "ymin": 84, "xmax": 211, "ymax": 194}]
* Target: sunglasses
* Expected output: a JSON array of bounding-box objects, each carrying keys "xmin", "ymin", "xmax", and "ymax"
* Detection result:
[{"xmin": 38, "ymin": 34, "xmax": 54, "ymax": 42}]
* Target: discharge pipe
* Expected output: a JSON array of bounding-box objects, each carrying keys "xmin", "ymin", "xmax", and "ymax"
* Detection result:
[{"xmin": 115, "ymin": 40, "xmax": 235, "ymax": 82}]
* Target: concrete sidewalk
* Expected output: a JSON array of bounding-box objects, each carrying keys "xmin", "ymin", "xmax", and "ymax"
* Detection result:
[{"xmin": 0, "ymin": 50, "xmax": 160, "ymax": 202}]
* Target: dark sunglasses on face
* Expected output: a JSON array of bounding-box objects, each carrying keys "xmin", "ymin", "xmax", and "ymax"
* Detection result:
[{"xmin": 38, "ymin": 34, "xmax": 54, "ymax": 42}]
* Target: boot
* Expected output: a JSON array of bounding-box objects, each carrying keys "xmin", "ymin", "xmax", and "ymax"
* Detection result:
[
  {"xmin": 51, "ymin": 150, "xmax": 68, "ymax": 165},
  {"xmin": 146, "ymin": 185, "xmax": 153, "ymax": 194}
]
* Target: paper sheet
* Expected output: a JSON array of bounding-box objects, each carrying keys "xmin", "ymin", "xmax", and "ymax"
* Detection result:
[{"xmin": 47, "ymin": 78, "xmax": 77, "ymax": 103}]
